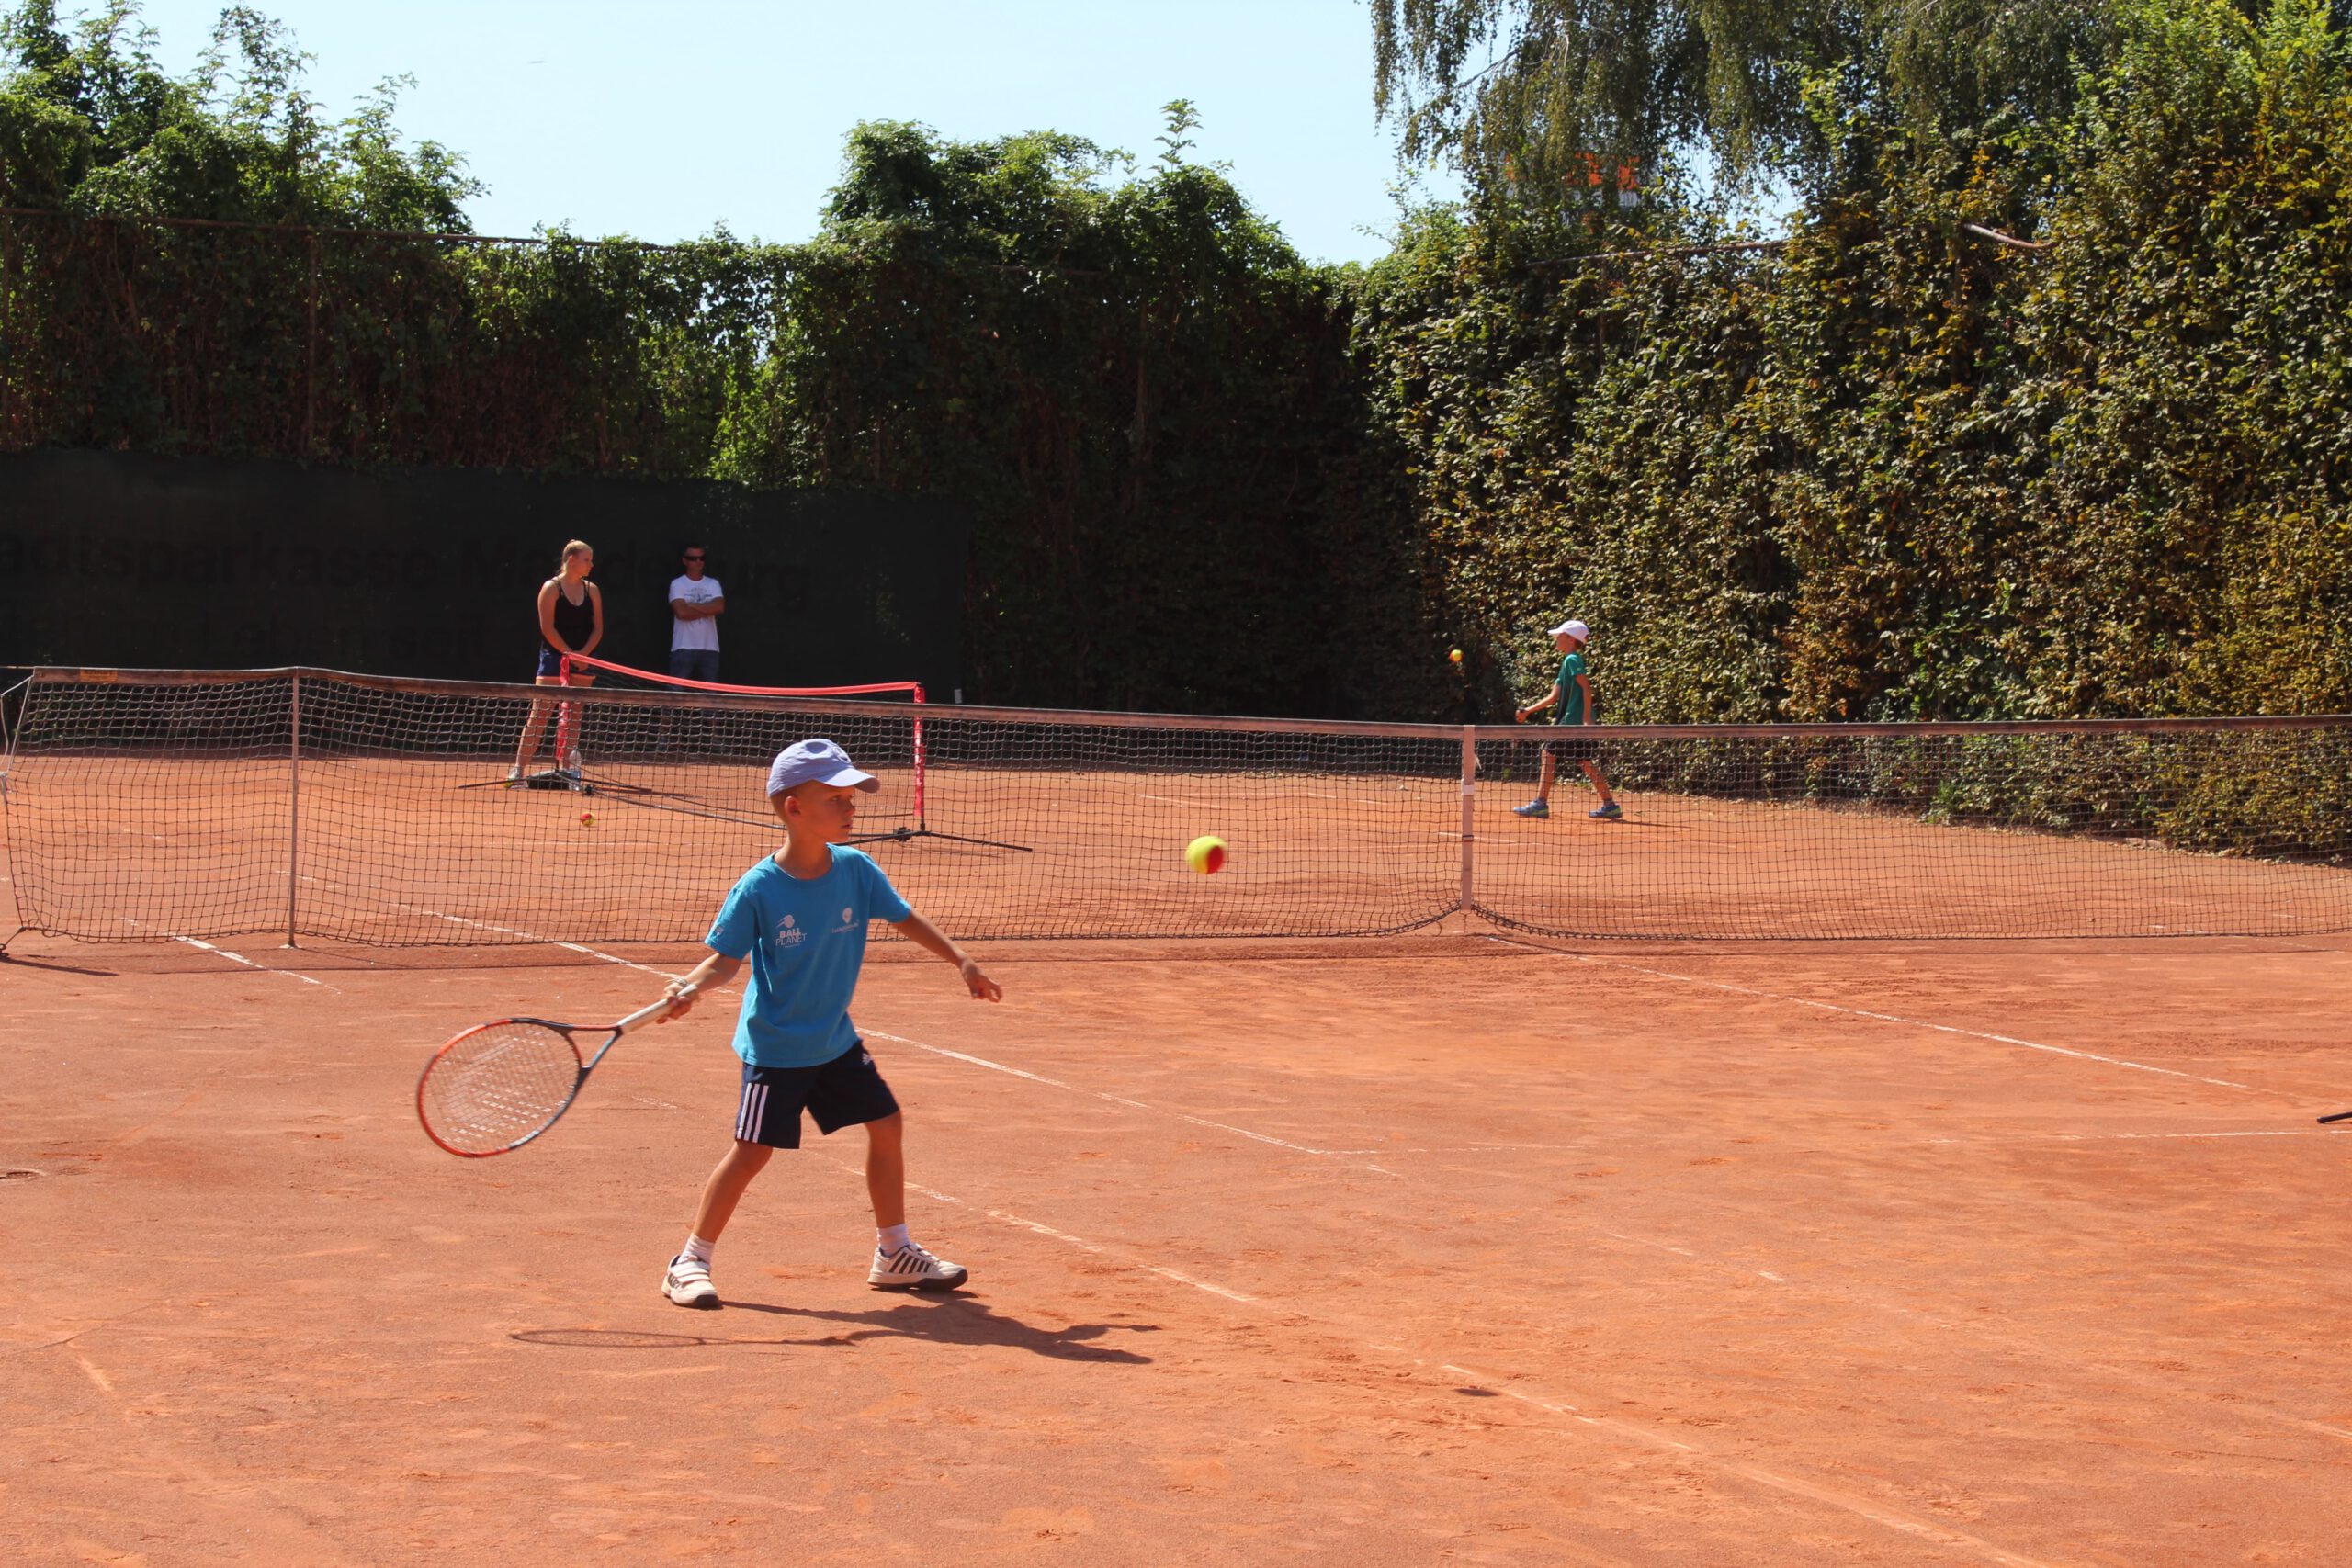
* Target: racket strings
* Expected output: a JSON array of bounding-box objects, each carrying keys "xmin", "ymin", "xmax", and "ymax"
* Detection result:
[{"xmin": 420, "ymin": 1021, "xmax": 582, "ymax": 1154}]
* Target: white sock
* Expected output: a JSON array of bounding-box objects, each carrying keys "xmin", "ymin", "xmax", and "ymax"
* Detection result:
[
  {"xmin": 681, "ymin": 1234, "xmax": 714, "ymax": 1265},
  {"xmin": 876, "ymin": 1223, "xmax": 910, "ymax": 1253}
]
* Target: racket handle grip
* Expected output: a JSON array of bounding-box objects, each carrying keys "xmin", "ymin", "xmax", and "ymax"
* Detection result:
[{"xmin": 617, "ymin": 983, "xmax": 699, "ymax": 1034}]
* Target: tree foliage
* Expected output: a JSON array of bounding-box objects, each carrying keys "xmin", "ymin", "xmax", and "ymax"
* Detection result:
[
  {"xmin": 0, "ymin": 0, "xmax": 476, "ymax": 225},
  {"xmin": 1370, "ymin": 0, "xmax": 2120, "ymax": 202},
  {"xmin": 1360, "ymin": 0, "xmax": 2352, "ymax": 728},
  {"xmin": 0, "ymin": 24, "xmax": 1404, "ymax": 712}
]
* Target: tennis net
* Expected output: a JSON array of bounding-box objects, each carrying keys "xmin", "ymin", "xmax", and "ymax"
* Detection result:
[{"xmin": 6, "ymin": 666, "xmax": 2351, "ymax": 945}]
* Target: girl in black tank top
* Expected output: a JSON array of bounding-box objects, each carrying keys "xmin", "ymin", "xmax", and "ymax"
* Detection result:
[
  {"xmin": 547, "ymin": 579, "xmax": 596, "ymax": 651},
  {"xmin": 514, "ymin": 540, "xmax": 601, "ymax": 779}
]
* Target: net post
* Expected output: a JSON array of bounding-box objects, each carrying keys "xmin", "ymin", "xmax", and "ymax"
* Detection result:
[
  {"xmin": 555, "ymin": 653, "xmax": 578, "ymax": 766},
  {"xmin": 1458, "ymin": 726, "xmax": 1476, "ymax": 916},
  {"xmin": 911, "ymin": 685, "xmax": 928, "ymax": 831},
  {"xmin": 0, "ymin": 671, "xmax": 26, "ymax": 804},
  {"xmin": 286, "ymin": 673, "xmax": 302, "ymax": 948}
]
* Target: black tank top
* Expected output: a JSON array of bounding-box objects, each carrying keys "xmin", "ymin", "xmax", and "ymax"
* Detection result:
[{"xmin": 547, "ymin": 579, "xmax": 595, "ymax": 650}]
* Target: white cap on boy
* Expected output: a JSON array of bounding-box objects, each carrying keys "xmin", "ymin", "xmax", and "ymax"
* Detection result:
[
  {"xmin": 1549, "ymin": 619, "xmax": 1590, "ymax": 641},
  {"xmin": 765, "ymin": 738, "xmax": 880, "ymax": 797}
]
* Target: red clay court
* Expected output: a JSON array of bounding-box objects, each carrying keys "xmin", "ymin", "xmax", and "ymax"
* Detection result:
[
  {"xmin": 8, "ymin": 915, "xmax": 2352, "ymax": 1561},
  {"xmin": 6, "ymin": 671, "xmax": 2352, "ymax": 1564}
]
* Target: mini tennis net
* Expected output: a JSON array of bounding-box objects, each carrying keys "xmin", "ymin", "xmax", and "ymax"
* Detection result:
[{"xmin": 6, "ymin": 666, "xmax": 2351, "ymax": 945}]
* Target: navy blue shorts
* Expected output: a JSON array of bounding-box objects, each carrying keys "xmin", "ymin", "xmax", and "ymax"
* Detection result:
[
  {"xmin": 535, "ymin": 645, "xmax": 568, "ymax": 678},
  {"xmin": 1544, "ymin": 733, "xmax": 1601, "ymax": 763},
  {"xmin": 733, "ymin": 1043, "xmax": 899, "ymax": 1148}
]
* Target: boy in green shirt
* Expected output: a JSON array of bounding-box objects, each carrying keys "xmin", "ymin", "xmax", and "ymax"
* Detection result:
[{"xmin": 1512, "ymin": 619, "xmax": 1622, "ymax": 820}]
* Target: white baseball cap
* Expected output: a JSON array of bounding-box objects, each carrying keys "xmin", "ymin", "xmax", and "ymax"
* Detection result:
[
  {"xmin": 1549, "ymin": 619, "xmax": 1589, "ymax": 641},
  {"xmin": 765, "ymin": 738, "xmax": 879, "ymax": 796}
]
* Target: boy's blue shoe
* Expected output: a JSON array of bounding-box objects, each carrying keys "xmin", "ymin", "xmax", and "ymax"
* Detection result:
[
  {"xmin": 1590, "ymin": 802, "xmax": 1623, "ymax": 820},
  {"xmin": 1512, "ymin": 800, "xmax": 1550, "ymax": 818}
]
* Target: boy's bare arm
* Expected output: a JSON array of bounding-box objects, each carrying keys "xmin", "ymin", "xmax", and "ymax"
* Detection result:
[
  {"xmin": 891, "ymin": 911, "xmax": 1002, "ymax": 1001},
  {"xmin": 661, "ymin": 949, "xmax": 743, "ymax": 1020},
  {"xmin": 1517, "ymin": 682, "xmax": 1564, "ymax": 721}
]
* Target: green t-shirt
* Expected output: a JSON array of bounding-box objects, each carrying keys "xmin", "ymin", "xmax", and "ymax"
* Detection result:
[{"xmin": 1555, "ymin": 651, "xmax": 1589, "ymax": 726}]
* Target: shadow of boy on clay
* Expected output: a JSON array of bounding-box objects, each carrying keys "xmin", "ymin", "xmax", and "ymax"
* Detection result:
[{"xmin": 515, "ymin": 1297, "xmax": 1157, "ymax": 1365}]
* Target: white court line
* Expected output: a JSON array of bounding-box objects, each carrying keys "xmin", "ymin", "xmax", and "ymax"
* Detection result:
[
  {"xmin": 1930, "ymin": 1129, "xmax": 2338, "ymax": 1145},
  {"xmin": 296, "ymin": 874, "xmax": 687, "ymax": 982},
  {"xmin": 866, "ymin": 1032, "xmax": 1374, "ymax": 1163},
  {"xmin": 884, "ymin": 1166, "xmax": 2060, "ymax": 1568},
  {"xmin": 1405, "ymin": 1352, "xmax": 2052, "ymax": 1566},
  {"xmin": 119, "ymin": 918, "xmax": 334, "ymax": 990},
  {"xmin": 402, "ymin": 906, "xmax": 680, "ymax": 980},
  {"xmin": 869, "ymin": 1019, "xmax": 2352, "ymax": 1420},
  {"xmin": 1592, "ymin": 1226, "xmax": 1787, "ymax": 1284},
  {"xmin": 874, "ymin": 1029, "xmax": 1795, "ymax": 1280},
  {"xmin": 1561, "ymin": 950, "xmax": 2267, "ymax": 1092},
  {"xmin": 865, "ymin": 1169, "xmax": 1257, "ymax": 1303}
]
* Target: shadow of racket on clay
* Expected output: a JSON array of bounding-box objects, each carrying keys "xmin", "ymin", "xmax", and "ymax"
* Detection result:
[
  {"xmin": 514, "ymin": 1297, "xmax": 1157, "ymax": 1364},
  {"xmin": 0, "ymin": 952, "xmax": 116, "ymax": 975}
]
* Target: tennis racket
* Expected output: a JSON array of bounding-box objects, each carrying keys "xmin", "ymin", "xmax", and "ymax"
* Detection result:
[
  {"xmin": 415, "ymin": 986, "xmax": 695, "ymax": 1157},
  {"xmin": 2319, "ymin": 1110, "xmax": 2352, "ymax": 1124}
]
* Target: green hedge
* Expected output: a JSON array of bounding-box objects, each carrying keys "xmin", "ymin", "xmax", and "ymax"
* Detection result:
[
  {"xmin": 1360, "ymin": 2, "xmax": 2352, "ymax": 727},
  {"xmin": 7, "ymin": 6, "xmax": 2352, "ymax": 734}
]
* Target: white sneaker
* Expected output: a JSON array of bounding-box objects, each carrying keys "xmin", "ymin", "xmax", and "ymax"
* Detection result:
[
  {"xmin": 662, "ymin": 1253, "xmax": 718, "ymax": 1309},
  {"xmin": 868, "ymin": 1240, "xmax": 968, "ymax": 1292},
  {"xmin": 507, "ymin": 764, "xmax": 524, "ymax": 784}
]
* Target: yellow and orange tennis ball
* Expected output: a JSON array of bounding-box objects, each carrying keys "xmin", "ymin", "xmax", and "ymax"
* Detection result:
[
  {"xmin": 1184, "ymin": 835, "xmax": 1227, "ymax": 874},
  {"xmin": 579, "ymin": 811, "xmax": 596, "ymax": 828},
  {"xmin": 1449, "ymin": 648, "xmax": 1464, "ymax": 664}
]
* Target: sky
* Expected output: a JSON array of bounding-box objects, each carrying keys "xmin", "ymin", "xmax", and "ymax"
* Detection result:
[{"xmin": 124, "ymin": 0, "xmax": 1458, "ymax": 265}]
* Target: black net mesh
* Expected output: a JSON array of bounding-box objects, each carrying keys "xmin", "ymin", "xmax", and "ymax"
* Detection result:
[
  {"xmin": 1470, "ymin": 726, "xmax": 2352, "ymax": 939},
  {"xmin": 7, "ymin": 670, "xmax": 2351, "ymax": 945}
]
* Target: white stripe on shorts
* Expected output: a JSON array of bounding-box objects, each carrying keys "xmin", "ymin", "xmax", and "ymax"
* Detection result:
[{"xmin": 736, "ymin": 1080, "xmax": 767, "ymax": 1142}]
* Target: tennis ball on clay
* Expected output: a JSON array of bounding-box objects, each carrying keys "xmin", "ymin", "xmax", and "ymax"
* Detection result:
[
  {"xmin": 1449, "ymin": 649, "xmax": 1464, "ymax": 664},
  {"xmin": 1184, "ymin": 835, "xmax": 1227, "ymax": 875},
  {"xmin": 579, "ymin": 811, "xmax": 596, "ymax": 828}
]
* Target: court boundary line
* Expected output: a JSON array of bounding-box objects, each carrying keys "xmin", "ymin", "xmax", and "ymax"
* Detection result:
[
  {"xmin": 859, "ymin": 999, "xmax": 2352, "ymax": 1472},
  {"xmin": 1415, "ymin": 1356, "xmax": 2057, "ymax": 1568},
  {"xmin": 1498, "ymin": 940, "xmax": 2273, "ymax": 1094},
  {"xmin": 865, "ymin": 1032, "xmax": 1392, "ymax": 1167},
  {"xmin": 862, "ymin": 1165, "xmax": 1258, "ymax": 1303},
  {"xmin": 806, "ymin": 1166, "xmax": 2055, "ymax": 1567},
  {"xmin": 118, "ymin": 918, "xmax": 334, "ymax": 990}
]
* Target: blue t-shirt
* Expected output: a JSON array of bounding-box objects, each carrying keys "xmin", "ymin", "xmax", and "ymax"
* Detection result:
[{"xmin": 705, "ymin": 847, "xmax": 913, "ymax": 1067}]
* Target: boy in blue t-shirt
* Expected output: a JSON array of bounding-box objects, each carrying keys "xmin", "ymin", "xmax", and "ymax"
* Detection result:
[{"xmin": 650, "ymin": 738, "xmax": 1001, "ymax": 1308}]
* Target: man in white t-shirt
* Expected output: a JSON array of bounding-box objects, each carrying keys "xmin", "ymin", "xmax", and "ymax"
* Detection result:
[{"xmin": 668, "ymin": 545, "xmax": 725, "ymax": 682}]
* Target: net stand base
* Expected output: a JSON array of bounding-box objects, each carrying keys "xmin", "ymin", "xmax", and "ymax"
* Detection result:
[{"xmin": 848, "ymin": 824, "xmax": 1035, "ymax": 853}]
